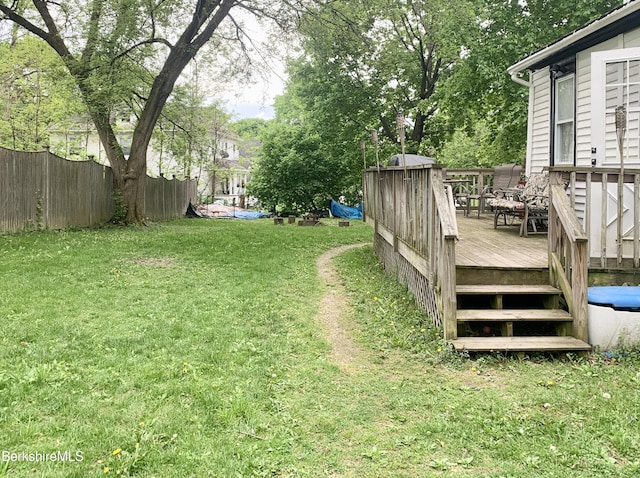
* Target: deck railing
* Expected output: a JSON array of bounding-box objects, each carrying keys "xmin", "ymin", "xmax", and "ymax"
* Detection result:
[
  {"xmin": 363, "ymin": 165, "xmax": 459, "ymax": 338},
  {"xmin": 444, "ymin": 168, "xmax": 494, "ymax": 193},
  {"xmin": 445, "ymin": 168, "xmax": 504, "ymax": 213},
  {"xmin": 550, "ymin": 166, "xmax": 640, "ymax": 268},
  {"xmin": 548, "ymin": 171, "xmax": 589, "ymax": 342}
]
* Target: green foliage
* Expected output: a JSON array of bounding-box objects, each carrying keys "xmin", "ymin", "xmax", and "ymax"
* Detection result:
[
  {"xmin": 249, "ymin": 121, "xmax": 351, "ymax": 213},
  {"xmin": 0, "ymin": 36, "xmax": 84, "ymax": 151},
  {"xmin": 436, "ymin": 0, "xmax": 619, "ymax": 166},
  {"xmin": 111, "ymin": 190, "xmax": 128, "ymax": 224},
  {"xmin": 231, "ymin": 118, "xmax": 270, "ymax": 139},
  {"xmin": 230, "ymin": 118, "xmax": 270, "ymax": 164},
  {"xmin": 286, "ymin": 0, "xmax": 478, "ymax": 151},
  {"xmin": 438, "ymin": 120, "xmax": 526, "ymax": 168}
]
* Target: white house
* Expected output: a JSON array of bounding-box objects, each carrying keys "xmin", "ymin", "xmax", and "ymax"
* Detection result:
[
  {"xmin": 49, "ymin": 116, "xmax": 251, "ymax": 206},
  {"xmin": 508, "ymin": 0, "xmax": 640, "ymax": 264}
]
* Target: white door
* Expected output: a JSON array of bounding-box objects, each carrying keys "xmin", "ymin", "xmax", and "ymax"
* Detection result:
[{"xmin": 591, "ymin": 49, "xmax": 639, "ymax": 259}]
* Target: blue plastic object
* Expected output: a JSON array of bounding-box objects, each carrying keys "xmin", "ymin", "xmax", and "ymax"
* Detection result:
[
  {"xmin": 330, "ymin": 200, "xmax": 362, "ymax": 219},
  {"xmin": 587, "ymin": 286, "xmax": 640, "ymax": 311}
]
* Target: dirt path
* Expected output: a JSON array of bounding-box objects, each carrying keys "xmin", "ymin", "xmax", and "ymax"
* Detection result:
[{"xmin": 315, "ymin": 243, "xmax": 369, "ymax": 374}]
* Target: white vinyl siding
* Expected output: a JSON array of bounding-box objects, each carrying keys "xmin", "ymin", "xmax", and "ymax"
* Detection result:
[
  {"xmin": 528, "ymin": 67, "xmax": 551, "ymax": 174},
  {"xmin": 623, "ymin": 26, "xmax": 640, "ymax": 47},
  {"xmin": 575, "ymin": 50, "xmax": 594, "ymax": 168}
]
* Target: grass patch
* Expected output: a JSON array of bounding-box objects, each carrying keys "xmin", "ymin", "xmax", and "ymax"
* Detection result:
[{"xmin": 0, "ymin": 219, "xmax": 639, "ymax": 477}]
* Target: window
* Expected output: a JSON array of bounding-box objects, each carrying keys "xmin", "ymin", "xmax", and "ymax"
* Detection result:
[
  {"xmin": 554, "ymin": 74, "xmax": 575, "ymax": 164},
  {"xmin": 592, "ymin": 48, "xmax": 640, "ymax": 166}
]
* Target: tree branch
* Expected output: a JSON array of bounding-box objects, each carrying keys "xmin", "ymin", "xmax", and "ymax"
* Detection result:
[{"xmin": 0, "ymin": 3, "xmax": 50, "ymax": 44}]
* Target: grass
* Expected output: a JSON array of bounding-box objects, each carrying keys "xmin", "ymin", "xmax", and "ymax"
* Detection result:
[{"xmin": 0, "ymin": 218, "xmax": 639, "ymax": 477}]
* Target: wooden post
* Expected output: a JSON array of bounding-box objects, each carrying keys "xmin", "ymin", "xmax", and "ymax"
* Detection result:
[
  {"xmin": 548, "ymin": 172, "xmax": 559, "ymax": 287},
  {"xmin": 601, "ymin": 173, "xmax": 608, "ymax": 267},
  {"xmin": 431, "ymin": 168, "xmax": 458, "ymax": 340},
  {"xmin": 393, "ymin": 170, "xmax": 398, "ymax": 252},
  {"xmin": 635, "ymin": 173, "xmax": 640, "ymax": 268},
  {"xmin": 441, "ymin": 237, "xmax": 457, "ymax": 340},
  {"xmin": 572, "ymin": 240, "xmax": 589, "ymax": 342}
]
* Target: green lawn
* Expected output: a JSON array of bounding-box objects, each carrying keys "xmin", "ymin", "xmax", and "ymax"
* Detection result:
[{"xmin": 0, "ymin": 219, "xmax": 638, "ymax": 477}]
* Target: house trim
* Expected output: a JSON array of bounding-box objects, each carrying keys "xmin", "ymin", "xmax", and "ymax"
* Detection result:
[{"xmin": 508, "ymin": 1, "xmax": 640, "ymax": 77}]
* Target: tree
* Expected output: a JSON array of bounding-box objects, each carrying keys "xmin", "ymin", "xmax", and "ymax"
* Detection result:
[
  {"xmin": 291, "ymin": 0, "xmax": 477, "ymax": 154},
  {"xmin": 436, "ymin": 0, "xmax": 620, "ymax": 167},
  {"xmin": 231, "ymin": 118, "xmax": 270, "ymax": 140},
  {"xmin": 248, "ymin": 121, "xmax": 348, "ymax": 213},
  {"xmin": 0, "ymin": 0, "xmax": 304, "ymax": 223},
  {"xmin": 155, "ymin": 90, "xmax": 231, "ymax": 177},
  {"xmin": 0, "ymin": 35, "xmax": 84, "ymax": 151},
  {"xmin": 254, "ymin": 0, "xmax": 478, "ymax": 205}
]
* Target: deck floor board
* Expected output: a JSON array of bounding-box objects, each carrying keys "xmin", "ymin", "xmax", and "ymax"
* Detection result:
[{"xmin": 455, "ymin": 213, "xmax": 548, "ymax": 269}]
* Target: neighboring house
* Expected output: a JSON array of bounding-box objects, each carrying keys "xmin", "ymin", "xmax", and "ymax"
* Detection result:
[
  {"xmin": 508, "ymin": 0, "xmax": 640, "ymax": 263},
  {"xmin": 49, "ymin": 116, "xmax": 251, "ymax": 206}
]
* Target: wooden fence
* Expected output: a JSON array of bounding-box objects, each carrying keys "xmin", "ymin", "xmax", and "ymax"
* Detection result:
[
  {"xmin": 363, "ymin": 164, "xmax": 458, "ymax": 338},
  {"xmin": 0, "ymin": 147, "xmax": 197, "ymax": 233}
]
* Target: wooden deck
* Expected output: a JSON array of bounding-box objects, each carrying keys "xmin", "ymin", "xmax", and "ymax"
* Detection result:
[
  {"xmin": 362, "ymin": 166, "xmax": 640, "ymax": 351},
  {"xmin": 455, "ymin": 212, "xmax": 548, "ymax": 269}
]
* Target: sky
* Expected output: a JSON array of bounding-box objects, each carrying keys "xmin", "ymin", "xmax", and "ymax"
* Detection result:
[
  {"xmin": 220, "ymin": 62, "xmax": 286, "ymax": 121},
  {"xmin": 218, "ymin": 14, "xmax": 289, "ymax": 121},
  {"xmin": 227, "ymin": 102, "xmax": 276, "ymax": 120}
]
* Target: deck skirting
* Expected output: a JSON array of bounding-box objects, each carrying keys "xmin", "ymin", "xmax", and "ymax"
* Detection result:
[{"xmin": 374, "ymin": 232, "xmax": 442, "ymax": 328}]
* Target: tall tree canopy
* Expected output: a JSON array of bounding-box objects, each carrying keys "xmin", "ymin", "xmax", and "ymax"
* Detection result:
[
  {"xmin": 0, "ymin": 0, "xmax": 305, "ymax": 223},
  {"xmin": 268, "ymin": 0, "xmax": 621, "ymax": 180},
  {"xmin": 0, "ymin": 35, "xmax": 83, "ymax": 150},
  {"xmin": 249, "ymin": 0, "xmax": 476, "ymax": 212},
  {"xmin": 289, "ymin": 0, "xmax": 477, "ymax": 155},
  {"xmin": 437, "ymin": 0, "xmax": 621, "ymax": 166}
]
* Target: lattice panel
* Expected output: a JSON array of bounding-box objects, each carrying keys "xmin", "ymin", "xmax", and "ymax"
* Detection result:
[
  {"xmin": 373, "ymin": 233, "xmax": 442, "ymax": 328},
  {"xmin": 373, "ymin": 234, "xmax": 396, "ymax": 271}
]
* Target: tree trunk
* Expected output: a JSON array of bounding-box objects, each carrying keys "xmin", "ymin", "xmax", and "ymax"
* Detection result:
[
  {"xmin": 113, "ymin": 138, "xmax": 148, "ymax": 223},
  {"xmin": 121, "ymin": 172, "xmax": 146, "ymax": 224}
]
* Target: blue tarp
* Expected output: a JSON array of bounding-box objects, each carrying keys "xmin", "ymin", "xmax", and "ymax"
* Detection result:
[
  {"xmin": 330, "ymin": 200, "xmax": 362, "ymax": 219},
  {"xmin": 233, "ymin": 211, "xmax": 267, "ymax": 219}
]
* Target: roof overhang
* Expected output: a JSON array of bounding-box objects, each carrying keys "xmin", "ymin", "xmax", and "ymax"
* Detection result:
[{"xmin": 508, "ymin": 1, "xmax": 640, "ymax": 80}]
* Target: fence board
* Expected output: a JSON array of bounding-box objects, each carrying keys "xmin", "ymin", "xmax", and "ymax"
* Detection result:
[{"xmin": 1, "ymin": 147, "xmax": 195, "ymax": 233}]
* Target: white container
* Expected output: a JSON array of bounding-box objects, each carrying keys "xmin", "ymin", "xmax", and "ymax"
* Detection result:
[{"xmin": 588, "ymin": 303, "xmax": 640, "ymax": 350}]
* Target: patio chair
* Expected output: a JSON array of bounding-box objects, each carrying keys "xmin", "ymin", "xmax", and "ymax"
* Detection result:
[
  {"xmin": 462, "ymin": 164, "xmax": 522, "ymax": 218},
  {"xmin": 486, "ymin": 171, "xmax": 549, "ymax": 237}
]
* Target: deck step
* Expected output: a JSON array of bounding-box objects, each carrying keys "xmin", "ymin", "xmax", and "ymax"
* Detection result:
[
  {"xmin": 456, "ymin": 284, "xmax": 561, "ymax": 295},
  {"xmin": 457, "ymin": 309, "xmax": 572, "ymax": 322},
  {"xmin": 450, "ymin": 336, "xmax": 591, "ymax": 352}
]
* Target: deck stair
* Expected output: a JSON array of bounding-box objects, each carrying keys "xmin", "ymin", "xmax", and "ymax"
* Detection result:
[{"xmin": 450, "ymin": 283, "xmax": 591, "ymax": 353}]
